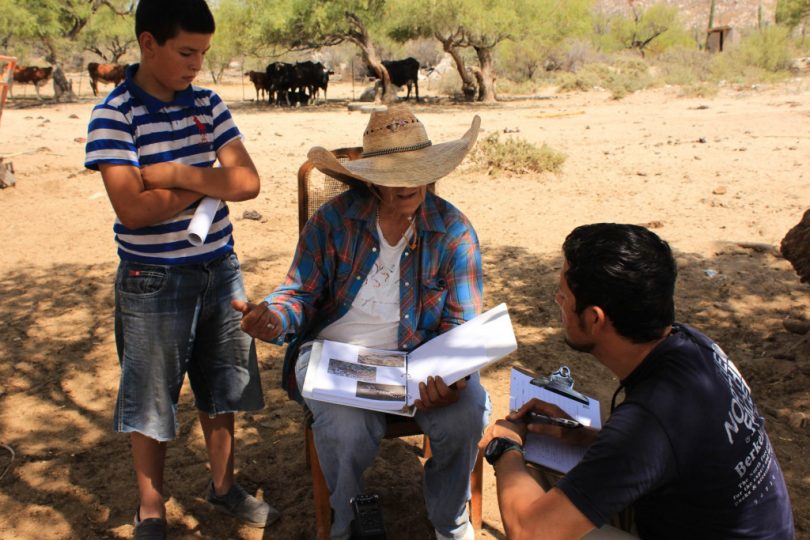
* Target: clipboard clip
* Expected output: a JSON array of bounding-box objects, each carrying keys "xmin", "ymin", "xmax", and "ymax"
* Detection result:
[{"xmin": 530, "ymin": 366, "xmax": 589, "ymax": 405}]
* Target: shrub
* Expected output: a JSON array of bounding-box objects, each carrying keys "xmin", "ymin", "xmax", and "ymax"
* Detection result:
[
  {"xmin": 732, "ymin": 25, "xmax": 794, "ymax": 72},
  {"xmin": 653, "ymin": 46, "xmax": 714, "ymax": 85},
  {"xmin": 555, "ymin": 62, "xmax": 608, "ymax": 91},
  {"xmin": 604, "ymin": 57, "xmax": 655, "ymax": 98},
  {"xmin": 496, "ymin": 78, "xmax": 539, "ymax": 96},
  {"xmin": 471, "ymin": 133, "xmax": 566, "ymax": 175},
  {"xmin": 679, "ymin": 82, "xmax": 719, "ymax": 98}
]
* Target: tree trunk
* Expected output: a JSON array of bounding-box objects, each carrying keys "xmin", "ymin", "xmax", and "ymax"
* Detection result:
[
  {"xmin": 51, "ymin": 64, "xmax": 75, "ymax": 101},
  {"xmin": 44, "ymin": 40, "xmax": 75, "ymax": 102},
  {"xmin": 436, "ymin": 30, "xmax": 476, "ymax": 101},
  {"xmin": 473, "ymin": 46, "xmax": 497, "ymax": 103},
  {"xmin": 444, "ymin": 44, "xmax": 477, "ymax": 101},
  {"xmin": 345, "ymin": 12, "xmax": 396, "ymax": 104}
]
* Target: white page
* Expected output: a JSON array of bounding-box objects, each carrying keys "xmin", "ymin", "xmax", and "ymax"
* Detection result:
[
  {"xmin": 305, "ymin": 340, "xmax": 409, "ymax": 413},
  {"xmin": 187, "ymin": 196, "xmax": 221, "ymax": 246},
  {"xmin": 510, "ymin": 368, "xmax": 601, "ymax": 473},
  {"xmin": 407, "ymin": 303, "xmax": 517, "ymax": 401}
]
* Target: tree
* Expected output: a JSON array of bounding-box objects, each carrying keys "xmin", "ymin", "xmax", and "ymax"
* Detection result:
[
  {"xmin": 607, "ymin": 2, "xmax": 689, "ymax": 57},
  {"xmin": 776, "ymin": 0, "xmax": 810, "ymax": 37},
  {"xmin": 3, "ymin": 0, "xmax": 134, "ymax": 100},
  {"xmin": 388, "ymin": 0, "xmax": 476, "ymax": 100},
  {"xmin": 80, "ymin": 4, "xmax": 135, "ymax": 63},
  {"xmin": 0, "ymin": 0, "xmax": 37, "ymax": 51},
  {"xmin": 207, "ymin": 0, "xmax": 255, "ymax": 83},
  {"xmin": 388, "ymin": 0, "xmax": 532, "ymax": 102},
  {"xmin": 258, "ymin": 0, "xmax": 399, "ymax": 103}
]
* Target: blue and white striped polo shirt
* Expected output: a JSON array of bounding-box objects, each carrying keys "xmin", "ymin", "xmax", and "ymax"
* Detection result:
[{"xmin": 85, "ymin": 63, "xmax": 242, "ymax": 265}]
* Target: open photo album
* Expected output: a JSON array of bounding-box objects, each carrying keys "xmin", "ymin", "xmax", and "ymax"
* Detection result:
[{"xmin": 302, "ymin": 303, "xmax": 518, "ymax": 416}]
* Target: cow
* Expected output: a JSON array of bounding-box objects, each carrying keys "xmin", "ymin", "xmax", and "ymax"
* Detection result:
[
  {"xmin": 291, "ymin": 61, "xmax": 331, "ymax": 104},
  {"xmin": 265, "ymin": 62, "xmax": 293, "ymax": 105},
  {"xmin": 11, "ymin": 66, "xmax": 53, "ymax": 99},
  {"xmin": 245, "ymin": 70, "xmax": 269, "ymax": 101},
  {"xmin": 367, "ymin": 57, "xmax": 420, "ymax": 101},
  {"xmin": 87, "ymin": 62, "xmax": 126, "ymax": 97},
  {"xmin": 264, "ymin": 61, "xmax": 331, "ymax": 106}
]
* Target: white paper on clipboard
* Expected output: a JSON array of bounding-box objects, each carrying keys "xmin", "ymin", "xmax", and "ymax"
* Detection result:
[{"xmin": 509, "ymin": 368, "xmax": 601, "ymax": 474}]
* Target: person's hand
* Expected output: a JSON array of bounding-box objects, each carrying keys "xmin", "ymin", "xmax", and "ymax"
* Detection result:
[
  {"xmin": 507, "ymin": 398, "xmax": 598, "ymax": 447},
  {"xmin": 231, "ymin": 299, "xmax": 282, "ymax": 341},
  {"xmin": 140, "ymin": 162, "xmax": 182, "ymax": 190},
  {"xmin": 413, "ymin": 375, "xmax": 465, "ymax": 411},
  {"xmin": 479, "ymin": 418, "xmax": 526, "ymax": 450}
]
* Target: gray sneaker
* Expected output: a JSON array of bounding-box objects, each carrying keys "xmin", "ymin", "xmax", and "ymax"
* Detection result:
[{"xmin": 206, "ymin": 481, "xmax": 280, "ymax": 528}]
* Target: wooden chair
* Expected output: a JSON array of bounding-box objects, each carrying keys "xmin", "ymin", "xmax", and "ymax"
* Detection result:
[{"xmin": 297, "ymin": 147, "xmax": 483, "ymax": 540}]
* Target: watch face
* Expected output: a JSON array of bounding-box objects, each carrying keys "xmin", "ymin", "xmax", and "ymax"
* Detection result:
[
  {"xmin": 484, "ymin": 438, "xmax": 501, "ymax": 461},
  {"xmin": 485, "ymin": 437, "xmax": 521, "ymax": 465}
]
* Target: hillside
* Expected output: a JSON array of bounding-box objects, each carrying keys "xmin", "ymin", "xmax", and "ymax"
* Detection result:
[{"xmin": 595, "ymin": 0, "xmax": 779, "ymax": 30}]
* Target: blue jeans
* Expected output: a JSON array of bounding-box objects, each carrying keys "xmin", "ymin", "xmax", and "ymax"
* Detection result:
[
  {"xmin": 114, "ymin": 252, "xmax": 264, "ymax": 441},
  {"xmin": 296, "ymin": 343, "xmax": 491, "ymax": 539}
]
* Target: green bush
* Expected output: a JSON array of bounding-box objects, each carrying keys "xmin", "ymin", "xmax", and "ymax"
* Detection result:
[
  {"xmin": 653, "ymin": 46, "xmax": 714, "ymax": 85},
  {"xmin": 556, "ymin": 58, "xmax": 653, "ymax": 98},
  {"xmin": 604, "ymin": 57, "xmax": 655, "ymax": 98},
  {"xmin": 496, "ymin": 78, "xmax": 540, "ymax": 95},
  {"xmin": 731, "ymin": 25, "xmax": 794, "ymax": 72},
  {"xmin": 591, "ymin": 4, "xmax": 693, "ymax": 55},
  {"xmin": 555, "ymin": 62, "xmax": 609, "ymax": 91},
  {"xmin": 679, "ymin": 82, "xmax": 719, "ymax": 98},
  {"xmin": 471, "ymin": 133, "xmax": 566, "ymax": 175}
]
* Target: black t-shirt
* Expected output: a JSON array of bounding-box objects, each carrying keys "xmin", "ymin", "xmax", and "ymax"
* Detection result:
[{"xmin": 556, "ymin": 324, "xmax": 794, "ymax": 539}]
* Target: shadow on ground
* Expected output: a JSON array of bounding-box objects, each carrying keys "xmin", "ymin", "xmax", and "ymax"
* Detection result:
[{"xmin": 0, "ymin": 242, "xmax": 807, "ymax": 538}]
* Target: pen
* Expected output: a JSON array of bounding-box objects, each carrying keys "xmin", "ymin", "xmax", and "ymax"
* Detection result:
[{"xmin": 523, "ymin": 411, "xmax": 582, "ymax": 429}]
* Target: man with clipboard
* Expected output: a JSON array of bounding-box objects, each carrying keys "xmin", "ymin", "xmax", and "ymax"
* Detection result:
[{"xmin": 480, "ymin": 223, "xmax": 794, "ymax": 540}]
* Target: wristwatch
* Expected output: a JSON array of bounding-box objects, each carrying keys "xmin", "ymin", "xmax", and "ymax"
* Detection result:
[{"xmin": 484, "ymin": 437, "xmax": 524, "ymax": 466}]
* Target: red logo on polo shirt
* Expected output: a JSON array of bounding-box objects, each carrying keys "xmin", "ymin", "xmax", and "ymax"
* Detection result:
[{"xmin": 192, "ymin": 116, "xmax": 209, "ymax": 144}]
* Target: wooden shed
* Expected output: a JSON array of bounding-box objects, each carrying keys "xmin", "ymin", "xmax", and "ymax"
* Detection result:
[{"xmin": 707, "ymin": 26, "xmax": 733, "ymax": 53}]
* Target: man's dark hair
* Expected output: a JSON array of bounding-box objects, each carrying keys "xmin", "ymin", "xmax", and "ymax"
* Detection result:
[
  {"xmin": 562, "ymin": 223, "xmax": 677, "ymax": 343},
  {"xmin": 135, "ymin": 0, "xmax": 215, "ymax": 44}
]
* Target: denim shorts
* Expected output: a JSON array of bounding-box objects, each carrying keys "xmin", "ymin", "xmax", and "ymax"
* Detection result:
[{"xmin": 113, "ymin": 252, "xmax": 264, "ymax": 441}]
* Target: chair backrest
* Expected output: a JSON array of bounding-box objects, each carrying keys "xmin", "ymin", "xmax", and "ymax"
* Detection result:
[{"xmin": 297, "ymin": 147, "xmax": 364, "ymax": 233}]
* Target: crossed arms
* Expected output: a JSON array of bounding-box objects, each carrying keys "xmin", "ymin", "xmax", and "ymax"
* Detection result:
[{"xmin": 98, "ymin": 138, "xmax": 259, "ymax": 229}]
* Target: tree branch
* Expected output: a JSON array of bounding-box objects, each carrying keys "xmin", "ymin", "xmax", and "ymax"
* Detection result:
[{"xmin": 99, "ymin": 0, "xmax": 135, "ymax": 16}]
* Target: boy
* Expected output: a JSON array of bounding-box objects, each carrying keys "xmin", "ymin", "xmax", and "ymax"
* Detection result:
[{"xmin": 84, "ymin": 1, "xmax": 277, "ymax": 537}]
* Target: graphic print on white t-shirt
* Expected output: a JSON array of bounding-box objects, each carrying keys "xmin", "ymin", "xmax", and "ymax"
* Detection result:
[{"xmin": 316, "ymin": 220, "xmax": 413, "ymax": 349}]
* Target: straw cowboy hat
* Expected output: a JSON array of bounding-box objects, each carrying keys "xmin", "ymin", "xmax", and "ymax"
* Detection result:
[{"xmin": 307, "ymin": 105, "xmax": 481, "ymax": 188}]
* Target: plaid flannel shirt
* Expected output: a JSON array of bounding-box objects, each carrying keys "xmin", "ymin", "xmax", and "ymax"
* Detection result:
[{"xmin": 264, "ymin": 188, "xmax": 483, "ymax": 399}]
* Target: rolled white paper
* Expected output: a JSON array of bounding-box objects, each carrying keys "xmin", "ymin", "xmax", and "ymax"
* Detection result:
[{"xmin": 187, "ymin": 196, "xmax": 221, "ymax": 246}]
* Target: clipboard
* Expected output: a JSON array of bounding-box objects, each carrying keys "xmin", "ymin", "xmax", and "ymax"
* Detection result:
[
  {"xmin": 510, "ymin": 367, "xmax": 600, "ymax": 473},
  {"xmin": 530, "ymin": 365, "xmax": 589, "ymax": 405}
]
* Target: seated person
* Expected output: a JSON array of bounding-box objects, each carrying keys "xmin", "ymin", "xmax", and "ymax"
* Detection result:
[
  {"xmin": 480, "ymin": 223, "xmax": 795, "ymax": 540},
  {"xmin": 234, "ymin": 105, "xmax": 490, "ymax": 540}
]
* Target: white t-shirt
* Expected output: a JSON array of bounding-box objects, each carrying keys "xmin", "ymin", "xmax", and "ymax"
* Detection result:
[{"xmin": 317, "ymin": 220, "xmax": 413, "ymax": 350}]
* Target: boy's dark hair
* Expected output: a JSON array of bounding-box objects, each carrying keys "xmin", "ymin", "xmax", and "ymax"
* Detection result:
[
  {"xmin": 562, "ymin": 223, "xmax": 677, "ymax": 344},
  {"xmin": 135, "ymin": 0, "xmax": 215, "ymax": 44}
]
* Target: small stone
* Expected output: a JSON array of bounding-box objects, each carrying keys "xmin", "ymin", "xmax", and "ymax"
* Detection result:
[
  {"xmin": 712, "ymin": 186, "xmax": 727, "ymax": 195},
  {"xmin": 243, "ymin": 210, "xmax": 262, "ymax": 220},
  {"xmin": 783, "ymin": 318, "xmax": 810, "ymax": 335},
  {"xmin": 640, "ymin": 220, "xmax": 663, "ymax": 229}
]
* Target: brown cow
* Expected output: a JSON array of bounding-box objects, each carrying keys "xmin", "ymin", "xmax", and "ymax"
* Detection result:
[
  {"xmin": 12, "ymin": 65, "xmax": 53, "ymax": 99},
  {"xmin": 88, "ymin": 62, "xmax": 126, "ymax": 97},
  {"xmin": 245, "ymin": 70, "xmax": 269, "ymax": 101}
]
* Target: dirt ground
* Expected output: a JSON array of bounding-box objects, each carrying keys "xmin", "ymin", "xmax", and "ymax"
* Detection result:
[{"xmin": 0, "ymin": 73, "xmax": 809, "ymax": 539}]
